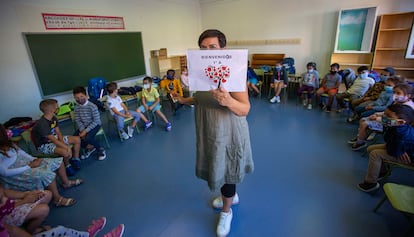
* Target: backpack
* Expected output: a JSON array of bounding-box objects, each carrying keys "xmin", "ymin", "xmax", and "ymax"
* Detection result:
[
  {"xmin": 368, "ymin": 70, "xmax": 381, "ymax": 83},
  {"xmin": 87, "ymin": 77, "xmax": 107, "ymax": 112},
  {"xmin": 281, "ymin": 57, "xmax": 296, "ymax": 74},
  {"xmin": 87, "ymin": 77, "xmax": 107, "ymax": 100}
]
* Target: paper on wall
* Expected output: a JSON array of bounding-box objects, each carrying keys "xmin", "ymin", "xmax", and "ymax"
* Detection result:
[{"xmin": 186, "ymin": 49, "xmax": 248, "ymax": 92}]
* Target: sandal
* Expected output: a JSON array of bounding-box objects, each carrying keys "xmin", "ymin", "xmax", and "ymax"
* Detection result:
[
  {"xmin": 55, "ymin": 197, "xmax": 76, "ymax": 207},
  {"xmin": 62, "ymin": 179, "xmax": 83, "ymax": 189}
]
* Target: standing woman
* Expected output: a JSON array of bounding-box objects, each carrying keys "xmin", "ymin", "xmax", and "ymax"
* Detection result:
[{"xmin": 174, "ymin": 29, "xmax": 254, "ymax": 237}]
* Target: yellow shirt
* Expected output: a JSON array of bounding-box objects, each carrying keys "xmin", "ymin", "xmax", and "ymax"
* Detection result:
[
  {"xmin": 142, "ymin": 87, "xmax": 159, "ymax": 102},
  {"xmin": 159, "ymin": 78, "xmax": 183, "ymax": 96}
]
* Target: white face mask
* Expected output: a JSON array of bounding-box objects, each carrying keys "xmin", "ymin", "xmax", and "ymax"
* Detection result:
[
  {"xmin": 143, "ymin": 84, "xmax": 150, "ymax": 89},
  {"xmin": 393, "ymin": 95, "xmax": 408, "ymax": 102},
  {"xmin": 308, "ymin": 69, "xmax": 314, "ymax": 73}
]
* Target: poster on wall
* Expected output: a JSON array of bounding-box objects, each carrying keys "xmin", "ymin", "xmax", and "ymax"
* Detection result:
[
  {"xmin": 406, "ymin": 23, "xmax": 414, "ymax": 59},
  {"xmin": 42, "ymin": 13, "xmax": 125, "ymax": 30},
  {"xmin": 186, "ymin": 49, "xmax": 247, "ymax": 92},
  {"xmin": 334, "ymin": 7, "xmax": 377, "ymax": 52}
]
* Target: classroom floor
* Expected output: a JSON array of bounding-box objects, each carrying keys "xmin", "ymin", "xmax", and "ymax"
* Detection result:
[{"xmin": 45, "ymin": 93, "xmax": 414, "ymax": 237}]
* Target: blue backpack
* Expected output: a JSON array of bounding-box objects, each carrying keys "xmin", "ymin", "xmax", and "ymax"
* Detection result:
[
  {"xmin": 88, "ymin": 77, "xmax": 107, "ymax": 100},
  {"xmin": 368, "ymin": 70, "xmax": 381, "ymax": 82},
  {"xmin": 87, "ymin": 77, "xmax": 107, "ymax": 112},
  {"xmin": 281, "ymin": 57, "xmax": 296, "ymax": 74}
]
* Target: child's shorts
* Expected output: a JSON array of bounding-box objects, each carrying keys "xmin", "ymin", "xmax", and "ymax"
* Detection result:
[
  {"xmin": 38, "ymin": 135, "xmax": 69, "ymax": 154},
  {"xmin": 138, "ymin": 102, "xmax": 161, "ymax": 113},
  {"xmin": 362, "ymin": 118, "xmax": 383, "ymax": 132},
  {"xmin": 248, "ymin": 78, "xmax": 258, "ymax": 85}
]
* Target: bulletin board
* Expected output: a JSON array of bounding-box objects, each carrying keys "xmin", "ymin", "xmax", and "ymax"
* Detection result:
[{"xmin": 24, "ymin": 32, "xmax": 146, "ymax": 96}]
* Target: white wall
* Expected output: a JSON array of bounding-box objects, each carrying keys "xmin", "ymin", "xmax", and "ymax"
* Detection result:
[
  {"xmin": 1, "ymin": 0, "xmax": 413, "ymax": 122},
  {"xmin": 199, "ymin": 0, "xmax": 414, "ymax": 75},
  {"xmin": 0, "ymin": 0, "xmax": 201, "ymax": 122}
]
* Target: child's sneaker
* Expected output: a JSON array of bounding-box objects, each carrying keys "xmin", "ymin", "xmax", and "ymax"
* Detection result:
[
  {"xmin": 70, "ymin": 158, "xmax": 81, "ymax": 170},
  {"xmin": 144, "ymin": 121, "xmax": 153, "ymax": 130},
  {"xmin": 367, "ymin": 132, "xmax": 377, "ymax": 141},
  {"xmin": 65, "ymin": 164, "xmax": 75, "ymax": 177},
  {"xmin": 307, "ymin": 104, "xmax": 312, "ymax": 110},
  {"xmin": 120, "ymin": 131, "xmax": 129, "ymax": 140},
  {"xmin": 347, "ymin": 137, "xmax": 358, "ymax": 144},
  {"xmin": 98, "ymin": 148, "xmax": 106, "ymax": 161},
  {"xmin": 275, "ymin": 96, "xmax": 281, "ymax": 103},
  {"xmin": 88, "ymin": 217, "xmax": 106, "ymax": 237},
  {"xmin": 302, "ymin": 99, "xmax": 307, "ymax": 106},
  {"xmin": 216, "ymin": 209, "xmax": 233, "ymax": 237},
  {"xmin": 127, "ymin": 126, "xmax": 134, "ymax": 138},
  {"xmin": 351, "ymin": 142, "xmax": 367, "ymax": 151},
  {"xmin": 103, "ymin": 224, "xmax": 125, "ymax": 237},
  {"xmin": 357, "ymin": 182, "xmax": 380, "ymax": 193},
  {"xmin": 81, "ymin": 148, "xmax": 96, "ymax": 160},
  {"xmin": 165, "ymin": 122, "xmax": 172, "ymax": 132},
  {"xmin": 269, "ymin": 96, "xmax": 277, "ymax": 103}
]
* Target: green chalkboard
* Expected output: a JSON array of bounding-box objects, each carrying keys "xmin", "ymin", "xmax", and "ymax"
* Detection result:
[{"xmin": 24, "ymin": 32, "xmax": 146, "ymax": 96}]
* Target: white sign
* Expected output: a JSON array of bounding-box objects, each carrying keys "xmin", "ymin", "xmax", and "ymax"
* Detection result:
[
  {"xmin": 42, "ymin": 13, "xmax": 125, "ymax": 30},
  {"xmin": 187, "ymin": 49, "xmax": 248, "ymax": 92}
]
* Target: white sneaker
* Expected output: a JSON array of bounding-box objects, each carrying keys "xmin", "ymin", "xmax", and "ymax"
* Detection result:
[
  {"xmin": 276, "ymin": 96, "xmax": 281, "ymax": 103},
  {"xmin": 367, "ymin": 132, "xmax": 377, "ymax": 141},
  {"xmin": 302, "ymin": 99, "xmax": 307, "ymax": 106},
  {"xmin": 120, "ymin": 131, "xmax": 129, "ymax": 140},
  {"xmin": 216, "ymin": 209, "xmax": 233, "ymax": 237},
  {"xmin": 307, "ymin": 104, "xmax": 312, "ymax": 110},
  {"xmin": 211, "ymin": 193, "xmax": 239, "ymax": 209},
  {"xmin": 269, "ymin": 96, "xmax": 277, "ymax": 103},
  {"xmin": 81, "ymin": 148, "xmax": 96, "ymax": 160},
  {"xmin": 127, "ymin": 126, "xmax": 134, "ymax": 137},
  {"xmin": 98, "ymin": 149, "xmax": 106, "ymax": 161}
]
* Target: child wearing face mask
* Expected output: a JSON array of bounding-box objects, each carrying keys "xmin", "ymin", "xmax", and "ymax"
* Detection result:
[
  {"xmin": 316, "ymin": 63, "xmax": 342, "ymax": 112},
  {"xmin": 269, "ymin": 63, "xmax": 289, "ymax": 103},
  {"xmin": 347, "ymin": 76, "xmax": 402, "ymax": 123},
  {"xmin": 137, "ymin": 77, "xmax": 172, "ymax": 132},
  {"xmin": 357, "ymin": 103, "xmax": 414, "ymax": 192},
  {"xmin": 336, "ymin": 66, "xmax": 375, "ymax": 113},
  {"xmin": 348, "ymin": 83, "xmax": 414, "ymax": 151},
  {"xmin": 297, "ymin": 62, "xmax": 319, "ymax": 109},
  {"xmin": 72, "ymin": 87, "xmax": 106, "ymax": 161},
  {"xmin": 160, "ymin": 69, "xmax": 184, "ymax": 115}
]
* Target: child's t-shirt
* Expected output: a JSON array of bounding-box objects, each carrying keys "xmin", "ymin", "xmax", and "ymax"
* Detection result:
[
  {"xmin": 347, "ymin": 77, "xmax": 375, "ymax": 96},
  {"xmin": 301, "ymin": 71, "xmax": 319, "ymax": 88},
  {"xmin": 323, "ymin": 73, "xmax": 342, "ymax": 89},
  {"xmin": 32, "ymin": 116, "xmax": 58, "ymax": 147},
  {"xmin": 106, "ymin": 95, "xmax": 124, "ymax": 115},
  {"xmin": 142, "ymin": 87, "xmax": 159, "ymax": 102}
]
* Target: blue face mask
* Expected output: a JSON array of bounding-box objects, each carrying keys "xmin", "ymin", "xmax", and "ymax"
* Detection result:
[
  {"xmin": 275, "ymin": 66, "xmax": 281, "ymax": 71},
  {"xmin": 360, "ymin": 72, "xmax": 368, "ymax": 79},
  {"xmin": 380, "ymin": 75, "xmax": 388, "ymax": 82},
  {"xmin": 166, "ymin": 75, "xmax": 173, "ymax": 80},
  {"xmin": 384, "ymin": 86, "xmax": 393, "ymax": 93}
]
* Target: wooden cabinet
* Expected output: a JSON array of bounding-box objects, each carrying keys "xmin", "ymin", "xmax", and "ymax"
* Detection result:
[
  {"xmin": 372, "ymin": 12, "xmax": 414, "ymax": 80},
  {"xmin": 150, "ymin": 55, "xmax": 186, "ymax": 78},
  {"xmin": 330, "ymin": 52, "xmax": 373, "ymax": 72}
]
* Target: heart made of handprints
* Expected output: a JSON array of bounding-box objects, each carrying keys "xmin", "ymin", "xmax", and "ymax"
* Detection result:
[{"xmin": 204, "ymin": 65, "xmax": 230, "ymax": 84}]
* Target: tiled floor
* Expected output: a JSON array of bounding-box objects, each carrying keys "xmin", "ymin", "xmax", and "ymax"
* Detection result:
[{"xmin": 45, "ymin": 94, "xmax": 414, "ymax": 237}]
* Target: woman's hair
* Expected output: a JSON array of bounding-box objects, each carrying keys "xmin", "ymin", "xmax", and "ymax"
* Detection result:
[
  {"xmin": 394, "ymin": 83, "xmax": 413, "ymax": 98},
  {"xmin": 387, "ymin": 103, "xmax": 414, "ymax": 124},
  {"xmin": 198, "ymin": 29, "xmax": 226, "ymax": 48},
  {"xmin": 106, "ymin": 82, "xmax": 118, "ymax": 94},
  {"xmin": 0, "ymin": 124, "xmax": 15, "ymax": 157}
]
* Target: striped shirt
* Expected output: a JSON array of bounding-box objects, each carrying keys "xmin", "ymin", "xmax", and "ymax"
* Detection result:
[{"xmin": 74, "ymin": 101, "xmax": 101, "ymax": 132}]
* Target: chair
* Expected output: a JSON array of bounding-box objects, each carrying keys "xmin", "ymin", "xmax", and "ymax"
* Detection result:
[
  {"xmin": 69, "ymin": 111, "xmax": 110, "ymax": 149},
  {"xmin": 381, "ymin": 159, "xmax": 414, "ymax": 178},
  {"xmin": 373, "ymin": 183, "xmax": 414, "ymax": 237},
  {"xmin": 101, "ymin": 96, "xmax": 139, "ymax": 142},
  {"xmin": 253, "ymin": 69, "xmax": 264, "ymax": 98},
  {"xmin": 268, "ymin": 83, "xmax": 287, "ymax": 101}
]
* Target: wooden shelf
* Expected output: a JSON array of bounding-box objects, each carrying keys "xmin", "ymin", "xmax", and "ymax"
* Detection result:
[
  {"xmin": 372, "ymin": 12, "xmax": 414, "ymax": 79},
  {"xmin": 150, "ymin": 51, "xmax": 186, "ymax": 77},
  {"xmin": 331, "ymin": 52, "xmax": 373, "ymax": 72}
]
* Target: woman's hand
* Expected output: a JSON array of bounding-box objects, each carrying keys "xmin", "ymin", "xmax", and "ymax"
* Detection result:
[
  {"xmin": 29, "ymin": 159, "xmax": 42, "ymax": 168},
  {"xmin": 210, "ymin": 87, "xmax": 232, "ymax": 106}
]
